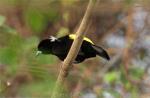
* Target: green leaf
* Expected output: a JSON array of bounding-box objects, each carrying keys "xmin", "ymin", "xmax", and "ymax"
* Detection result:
[
  {"xmin": 0, "ymin": 15, "xmax": 5, "ymax": 26},
  {"xmin": 0, "ymin": 25, "xmax": 17, "ymax": 35},
  {"xmin": 25, "ymin": 10, "xmax": 47, "ymax": 33},
  {"xmin": 129, "ymin": 67, "xmax": 144, "ymax": 80},
  {"xmin": 0, "ymin": 48, "xmax": 18, "ymax": 65},
  {"xmin": 104, "ymin": 71, "xmax": 119, "ymax": 84}
]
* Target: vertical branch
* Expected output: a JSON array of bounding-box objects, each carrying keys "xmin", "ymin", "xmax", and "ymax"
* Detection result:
[
  {"xmin": 123, "ymin": 9, "xmax": 133, "ymax": 78},
  {"xmin": 123, "ymin": 8, "xmax": 139, "ymax": 84},
  {"xmin": 51, "ymin": 0, "xmax": 94, "ymax": 98}
]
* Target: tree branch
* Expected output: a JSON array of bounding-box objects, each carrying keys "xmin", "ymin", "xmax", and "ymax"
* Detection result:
[{"xmin": 51, "ymin": 0, "xmax": 94, "ymax": 98}]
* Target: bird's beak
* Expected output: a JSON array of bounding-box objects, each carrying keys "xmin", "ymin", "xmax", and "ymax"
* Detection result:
[{"xmin": 36, "ymin": 51, "xmax": 42, "ymax": 56}]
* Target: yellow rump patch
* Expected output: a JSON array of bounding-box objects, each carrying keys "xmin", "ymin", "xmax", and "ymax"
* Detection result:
[{"xmin": 69, "ymin": 34, "xmax": 94, "ymax": 44}]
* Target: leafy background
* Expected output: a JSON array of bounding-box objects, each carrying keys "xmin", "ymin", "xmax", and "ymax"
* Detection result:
[{"xmin": 0, "ymin": 0, "xmax": 150, "ymax": 98}]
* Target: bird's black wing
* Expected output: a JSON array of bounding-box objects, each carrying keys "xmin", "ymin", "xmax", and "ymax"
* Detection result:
[
  {"xmin": 54, "ymin": 35, "xmax": 84, "ymax": 55},
  {"xmin": 81, "ymin": 41, "xmax": 96, "ymax": 58},
  {"xmin": 52, "ymin": 35, "xmax": 86, "ymax": 62},
  {"xmin": 51, "ymin": 35, "xmax": 73, "ymax": 60},
  {"xmin": 91, "ymin": 45, "xmax": 110, "ymax": 60}
]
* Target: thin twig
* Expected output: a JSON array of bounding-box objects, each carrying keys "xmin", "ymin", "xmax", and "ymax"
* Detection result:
[{"xmin": 51, "ymin": 0, "xmax": 94, "ymax": 98}]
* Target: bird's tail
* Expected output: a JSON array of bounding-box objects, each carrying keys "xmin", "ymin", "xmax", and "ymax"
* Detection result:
[{"xmin": 91, "ymin": 45, "xmax": 110, "ymax": 60}]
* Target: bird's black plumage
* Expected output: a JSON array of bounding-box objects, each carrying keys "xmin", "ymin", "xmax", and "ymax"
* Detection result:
[{"xmin": 37, "ymin": 34, "xmax": 110, "ymax": 63}]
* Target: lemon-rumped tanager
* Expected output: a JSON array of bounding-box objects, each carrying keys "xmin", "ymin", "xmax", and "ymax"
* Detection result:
[{"xmin": 37, "ymin": 34, "xmax": 110, "ymax": 63}]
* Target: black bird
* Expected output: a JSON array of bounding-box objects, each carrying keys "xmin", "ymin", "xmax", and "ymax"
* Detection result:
[{"xmin": 37, "ymin": 34, "xmax": 110, "ymax": 63}]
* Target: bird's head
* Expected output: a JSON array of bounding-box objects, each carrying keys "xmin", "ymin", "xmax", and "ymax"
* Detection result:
[
  {"xmin": 36, "ymin": 39, "xmax": 54, "ymax": 56},
  {"xmin": 36, "ymin": 36, "xmax": 58, "ymax": 56}
]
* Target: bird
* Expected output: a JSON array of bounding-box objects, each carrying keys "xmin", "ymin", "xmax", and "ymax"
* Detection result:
[{"xmin": 36, "ymin": 34, "xmax": 110, "ymax": 63}]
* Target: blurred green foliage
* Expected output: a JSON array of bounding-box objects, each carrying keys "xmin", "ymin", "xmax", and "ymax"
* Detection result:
[
  {"xmin": 0, "ymin": 15, "xmax": 5, "ymax": 26},
  {"xmin": 24, "ymin": 8, "xmax": 60, "ymax": 33},
  {"xmin": 25, "ymin": 10, "xmax": 47, "ymax": 33},
  {"xmin": 0, "ymin": 13, "xmax": 57, "ymax": 97},
  {"xmin": 104, "ymin": 71, "xmax": 119, "ymax": 84},
  {"xmin": 19, "ymin": 78, "xmax": 55, "ymax": 97}
]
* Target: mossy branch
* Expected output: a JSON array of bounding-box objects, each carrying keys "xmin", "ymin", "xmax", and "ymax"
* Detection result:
[{"xmin": 51, "ymin": 0, "xmax": 94, "ymax": 98}]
